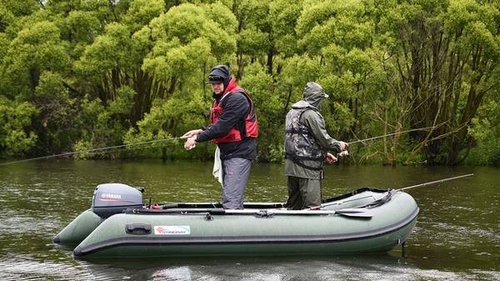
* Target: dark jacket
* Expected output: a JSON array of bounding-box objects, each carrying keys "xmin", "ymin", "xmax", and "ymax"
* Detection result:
[{"xmin": 196, "ymin": 80, "xmax": 257, "ymax": 160}]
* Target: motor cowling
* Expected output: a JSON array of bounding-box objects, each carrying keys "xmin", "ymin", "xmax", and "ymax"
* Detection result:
[{"xmin": 91, "ymin": 183, "xmax": 143, "ymax": 218}]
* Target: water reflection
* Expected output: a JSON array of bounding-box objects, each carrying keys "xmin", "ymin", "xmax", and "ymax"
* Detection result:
[
  {"xmin": 77, "ymin": 254, "xmax": 479, "ymax": 281},
  {"xmin": 0, "ymin": 257, "xmax": 94, "ymax": 281}
]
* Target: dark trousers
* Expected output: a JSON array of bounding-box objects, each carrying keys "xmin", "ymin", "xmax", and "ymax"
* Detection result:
[{"xmin": 286, "ymin": 176, "xmax": 322, "ymax": 210}]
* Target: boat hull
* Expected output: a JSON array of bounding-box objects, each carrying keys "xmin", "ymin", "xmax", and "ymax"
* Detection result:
[
  {"xmin": 71, "ymin": 190, "xmax": 419, "ymax": 259},
  {"xmin": 53, "ymin": 209, "xmax": 102, "ymax": 246},
  {"xmin": 74, "ymin": 216, "xmax": 417, "ymax": 259}
]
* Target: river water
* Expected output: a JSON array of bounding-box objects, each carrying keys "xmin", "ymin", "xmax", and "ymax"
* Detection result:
[{"xmin": 0, "ymin": 160, "xmax": 498, "ymax": 280}]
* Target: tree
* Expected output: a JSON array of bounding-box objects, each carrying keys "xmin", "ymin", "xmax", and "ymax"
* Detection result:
[
  {"xmin": 124, "ymin": 2, "xmax": 238, "ymax": 159},
  {"xmin": 380, "ymin": 0, "xmax": 499, "ymax": 164}
]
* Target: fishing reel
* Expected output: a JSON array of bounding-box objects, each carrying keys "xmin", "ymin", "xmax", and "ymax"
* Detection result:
[
  {"xmin": 338, "ymin": 150, "xmax": 349, "ymax": 157},
  {"xmin": 326, "ymin": 149, "xmax": 348, "ymax": 164}
]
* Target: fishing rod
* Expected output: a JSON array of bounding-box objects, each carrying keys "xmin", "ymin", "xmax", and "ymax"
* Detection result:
[
  {"xmin": 336, "ymin": 127, "xmax": 435, "ymax": 157},
  {"xmin": 397, "ymin": 173, "xmax": 474, "ymax": 191},
  {"xmin": 320, "ymin": 173, "xmax": 473, "ymax": 208},
  {"xmin": 0, "ymin": 137, "xmax": 180, "ymax": 166}
]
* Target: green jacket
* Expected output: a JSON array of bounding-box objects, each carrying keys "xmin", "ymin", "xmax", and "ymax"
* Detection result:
[{"xmin": 285, "ymin": 83, "xmax": 341, "ymax": 179}]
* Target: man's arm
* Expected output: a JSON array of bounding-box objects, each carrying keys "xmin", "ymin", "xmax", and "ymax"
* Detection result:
[{"xmin": 302, "ymin": 110, "xmax": 343, "ymax": 153}]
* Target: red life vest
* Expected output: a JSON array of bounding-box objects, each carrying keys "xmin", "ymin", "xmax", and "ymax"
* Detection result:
[{"xmin": 209, "ymin": 81, "xmax": 258, "ymax": 144}]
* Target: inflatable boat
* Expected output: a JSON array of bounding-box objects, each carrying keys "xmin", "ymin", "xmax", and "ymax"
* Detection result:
[{"xmin": 54, "ymin": 183, "xmax": 419, "ymax": 259}]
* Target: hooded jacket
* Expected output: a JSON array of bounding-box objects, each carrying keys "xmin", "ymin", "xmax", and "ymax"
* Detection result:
[
  {"xmin": 285, "ymin": 82, "xmax": 341, "ymax": 179},
  {"xmin": 285, "ymin": 101, "xmax": 326, "ymax": 162}
]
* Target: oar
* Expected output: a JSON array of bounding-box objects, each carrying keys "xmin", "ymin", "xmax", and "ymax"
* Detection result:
[
  {"xmin": 398, "ymin": 173, "xmax": 474, "ymax": 191},
  {"xmin": 136, "ymin": 207, "xmax": 373, "ymax": 218}
]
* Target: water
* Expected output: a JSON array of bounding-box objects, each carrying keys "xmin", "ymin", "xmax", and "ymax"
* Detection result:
[{"xmin": 0, "ymin": 160, "xmax": 498, "ymax": 280}]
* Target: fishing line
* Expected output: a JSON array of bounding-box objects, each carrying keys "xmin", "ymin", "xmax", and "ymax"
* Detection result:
[
  {"xmin": 335, "ymin": 126, "xmax": 435, "ymax": 156},
  {"xmin": 0, "ymin": 127, "xmax": 435, "ymax": 165},
  {"xmin": 348, "ymin": 127, "xmax": 435, "ymax": 145},
  {"xmin": 0, "ymin": 137, "xmax": 181, "ymax": 166}
]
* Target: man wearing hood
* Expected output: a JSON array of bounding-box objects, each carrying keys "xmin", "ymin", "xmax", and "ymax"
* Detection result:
[
  {"xmin": 182, "ymin": 65, "xmax": 258, "ymax": 209},
  {"xmin": 284, "ymin": 82, "xmax": 347, "ymax": 210}
]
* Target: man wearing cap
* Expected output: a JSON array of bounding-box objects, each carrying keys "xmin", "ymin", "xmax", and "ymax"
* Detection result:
[
  {"xmin": 182, "ymin": 65, "xmax": 258, "ymax": 209},
  {"xmin": 284, "ymin": 82, "xmax": 348, "ymax": 210}
]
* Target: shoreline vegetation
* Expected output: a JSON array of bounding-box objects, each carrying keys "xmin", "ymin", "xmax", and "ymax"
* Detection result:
[{"xmin": 0, "ymin": 1, "xmax": 498, "ymax": 166}]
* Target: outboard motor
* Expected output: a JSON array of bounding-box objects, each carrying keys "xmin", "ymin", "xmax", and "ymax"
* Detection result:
[{"xmin": 91, "ymin": 183, "xmax": 143, "ymax": 218}]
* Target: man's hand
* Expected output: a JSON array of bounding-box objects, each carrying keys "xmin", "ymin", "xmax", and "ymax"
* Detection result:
[
  {"xmin": 325, "ymin": 152, "xmax": 337, "ymax": 164},
  {"xmin": 184, "ymin": 137, "xmax": 197, "ymax": 150},
  {"xmin": 181, "ymin": 129, "xmax": 203, "ymax": 139},
  {"xmin": 337, "ymin": 141, "xmax": 348, "ymax": 151}
]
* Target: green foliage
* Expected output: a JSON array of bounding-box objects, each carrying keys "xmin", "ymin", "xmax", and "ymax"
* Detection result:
[
  {"xmin": 63, "ymin": 10, "xmax": 103, "ymax": 45},
  {"xmin": 32, "ymin": 71, "xmax": 80, "ymax": 154},
  {"xmin": 0, "ymin": 96, "xmax": 38, "ymax": 157},
  {"xmin": 0, "ymin": 0, "xmax": 497, "ymax": 165},
  {"xmin": 122, "ymin": 0, "xmax": 165, "ymax": 32},
  {"xmin": 239, "ymin": 62, "xmax": 279, "ymax": 161},
  {"xmin": 0, "ymin": 0, "xmax": 39, "ymax": 17},
  {"xmin": 74, "ymin": 94, "xmax": 127, "ymax": 159},
  {"xmin": 467, "ymin": 99, "xmax": 500, "ymax": 166},
  {"xmin": 377, "ymin": 0, "xmax": 499, "ymax": 164},
  {"xmin": 75, "ymin": 23, "xmax": 134, "ymax": 83},
  {"xmin": 2, "ymin": 20, "xmax": 70, "ymax": 97},
  {"xmin": 269, "ymin": 0, "xmax": 303, "ymax": 57}
]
